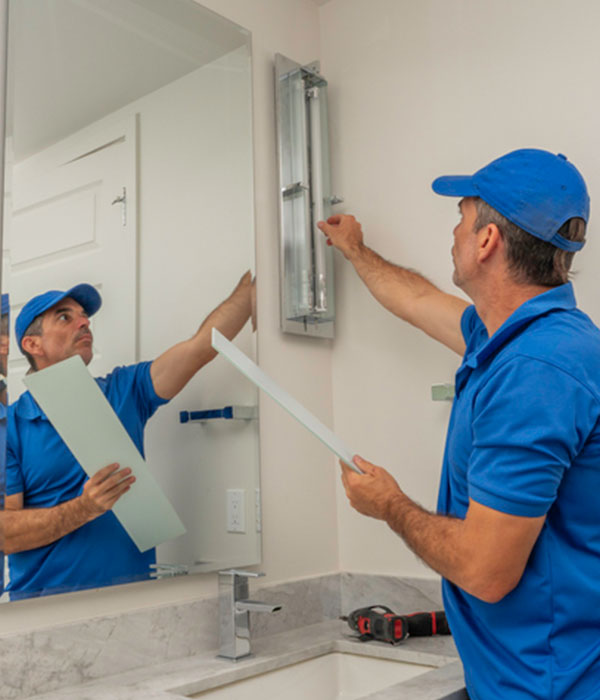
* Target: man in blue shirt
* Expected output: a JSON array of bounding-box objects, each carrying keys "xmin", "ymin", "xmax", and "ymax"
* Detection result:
[
  {"xmin": 3, "ymin": 272, "xmax": 254, "ymax": 599},
  {"xmin": 318, "ymin": 149, "xmax": 599, "ymax": 699}
]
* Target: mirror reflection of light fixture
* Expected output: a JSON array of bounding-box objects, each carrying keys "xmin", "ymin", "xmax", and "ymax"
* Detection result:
[{"xmin": 275, "ymin": 53, "xmax": 341, "ymax": 339}]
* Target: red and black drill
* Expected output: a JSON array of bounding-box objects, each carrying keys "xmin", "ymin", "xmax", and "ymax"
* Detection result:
[{"xmin": 341, "ymin": 605, "xmax": 450, "ymax": 644}]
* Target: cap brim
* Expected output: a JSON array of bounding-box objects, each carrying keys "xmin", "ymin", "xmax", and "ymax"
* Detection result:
[
  {"xmin": 64, "ymin": 283, "xmax": 102, "ymax": 317},
  {"xmin": 432, "ymin": 175, "xmax": 479, "ymax": 197}
]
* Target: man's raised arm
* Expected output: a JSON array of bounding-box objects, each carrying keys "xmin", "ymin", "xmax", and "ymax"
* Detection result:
[
  {"xmin": 150, "ymin": 271, "xmax": 254, "ymax": 400},
  {"xmin": 318, "ymin": 215, "xmax": 468, "ymax": 355}
]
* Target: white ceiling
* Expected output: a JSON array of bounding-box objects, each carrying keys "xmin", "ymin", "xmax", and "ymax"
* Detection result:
[{"xmin": 8, "ymin": 0, "xmax": 248, "ymax": 161}]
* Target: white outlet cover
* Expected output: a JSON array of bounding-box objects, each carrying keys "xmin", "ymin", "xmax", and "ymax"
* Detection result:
[{"xmin": 227, "ymin": 489, "xmax": 245, "ymax": 533}]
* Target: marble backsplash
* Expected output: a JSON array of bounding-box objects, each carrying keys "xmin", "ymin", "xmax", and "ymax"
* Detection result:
[
  {"xmin": 0, "ymin": 573, "xmax": 442, "ymax": 699},
  {"xmin": 340, "ymin": 573, "xmax": 443, "ymax": 616}
]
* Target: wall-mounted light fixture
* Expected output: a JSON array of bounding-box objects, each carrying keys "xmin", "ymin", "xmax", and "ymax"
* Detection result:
[{"xmin": 275, "ymin": 53, "xmax": 341, "ymax": 339}]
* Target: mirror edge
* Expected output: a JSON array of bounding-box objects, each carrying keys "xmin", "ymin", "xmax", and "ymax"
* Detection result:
[{"xmin": 0, "ymin": 0, "xmax": 8, "ymax": 596}]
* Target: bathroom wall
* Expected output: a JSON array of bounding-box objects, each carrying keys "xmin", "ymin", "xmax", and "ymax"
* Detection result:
[
  {"xmin": 319, "ymin": 0, "xmax": 600, "ymax": 575},
  {"xmin": 0, "ymin": 0, "xmax": 339, "ymax": 635}
]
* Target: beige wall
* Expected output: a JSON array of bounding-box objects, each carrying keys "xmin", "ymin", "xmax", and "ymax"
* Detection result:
[{"xmin": 320, "ymin": 0, "xmax": 600, "ymax": 575}]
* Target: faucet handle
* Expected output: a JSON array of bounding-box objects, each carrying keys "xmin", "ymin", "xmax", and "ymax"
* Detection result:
[{"xmin": 218, "ymin": 569, "xmax": 265, "ymax": 579}]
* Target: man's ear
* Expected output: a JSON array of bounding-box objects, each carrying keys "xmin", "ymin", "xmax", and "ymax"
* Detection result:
[
  {"xmin": 477, "ymin": 223, "xmax": 503, "ymax": 262},
  {"xmin": 21, "ymin": 335, "xmax": 42, "ymax": 357}
]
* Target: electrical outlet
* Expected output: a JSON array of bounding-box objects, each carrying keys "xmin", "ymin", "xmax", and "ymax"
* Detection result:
[{"xmin": 227, "ymin": 489, "xmax": 245, "ymax": 533}]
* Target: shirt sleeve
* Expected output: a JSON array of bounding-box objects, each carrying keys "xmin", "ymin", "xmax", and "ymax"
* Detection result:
[
  {"xmin": 102, "ymin": 361, "xmax": 169, "ymax": 425},
  {"xmin": 467, "ymin": 355, "xmax": 599, "ymax": 517},
  {"xmin": 130, "ymin": 361, "xmax": 169, "ymax": 421},
  {"xmin": 460, "ymin": 305, "xmax": 479, "ymax": 343},
  {"xmin": 460, "ymin": 305, "xmax": 489, "ymax": 356}
]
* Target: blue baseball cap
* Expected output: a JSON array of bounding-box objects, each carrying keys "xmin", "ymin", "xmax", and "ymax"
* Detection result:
[
  {"xmin": 16, "ymin": 283, "xmax": 102, "ymax": 351},
  {"xmin": 432, "ymin": 149, "xmax": 590, "ymax": 252}
]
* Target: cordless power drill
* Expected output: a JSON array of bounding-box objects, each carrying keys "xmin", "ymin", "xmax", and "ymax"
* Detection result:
[{"xmin": 341, "ymin": 605, "xmax": 450, "ymax": 644}]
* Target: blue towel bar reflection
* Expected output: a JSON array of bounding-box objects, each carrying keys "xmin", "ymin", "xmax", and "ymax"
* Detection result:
[{"xmin": 179, "ymin": 406, "xmax": 258, "ymax": 423}]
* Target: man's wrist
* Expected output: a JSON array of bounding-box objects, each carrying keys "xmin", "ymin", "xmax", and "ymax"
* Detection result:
[
  {"xmin": 383, "ymin": 490, "xmax": 406, "ymax": 528},
  {"xmin": 75, "ymin": 494, "xmax": 101, "ymax": 523},
  {"xmin": 344, "ymin": 240, "xmax": 366, "ymax": 263}
]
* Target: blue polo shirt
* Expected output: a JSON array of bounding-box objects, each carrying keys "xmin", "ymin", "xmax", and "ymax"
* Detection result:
[
  {"xmin": 438, "ymin": 283, "xmax": 600, "ymax": 699},
  {"xmin": 6, "ymin": 361, "xmax": 168, "ymax": 600}
]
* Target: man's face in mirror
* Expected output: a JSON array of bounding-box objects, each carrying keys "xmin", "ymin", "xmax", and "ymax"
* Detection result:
[{"xmin": 23, "ymin": 297, "xmax": 94, "ymax": 370}]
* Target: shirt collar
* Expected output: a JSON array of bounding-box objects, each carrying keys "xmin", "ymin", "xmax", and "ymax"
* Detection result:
[
  {"xmin": 13, "ymin": 390, "xmax": 47, "ymax": 420},
  {"xmin": 465, "ymin": 282, "xmax": 577, "ymax": 369}
]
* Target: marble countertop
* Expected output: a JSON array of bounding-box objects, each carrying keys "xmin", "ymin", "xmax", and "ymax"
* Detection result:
[{"xmin": 28, "ymin": 620, "xmax": 466, "ymax": 700}]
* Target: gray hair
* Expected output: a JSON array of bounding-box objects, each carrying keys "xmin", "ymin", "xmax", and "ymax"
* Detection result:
[
  {"xmin": 473, "ymin": 199, "xmax": 586, "ymax": 287},
  {"xmin": 21, "ymin": 315, "xmax": 44, "ymax": 371}
]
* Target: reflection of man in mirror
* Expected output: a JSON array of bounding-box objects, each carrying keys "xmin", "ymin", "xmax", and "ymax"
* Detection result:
[
  {"xmin": 0, "ymin": 293, "xmax": 7, "ymax": 597},
  {"xmin": 0, "ymin": 292, "xmax": 9, "ymax": 405},
  {"xmin": 3, "ymin": 274, "xmax": 253, "ymax": 599}
]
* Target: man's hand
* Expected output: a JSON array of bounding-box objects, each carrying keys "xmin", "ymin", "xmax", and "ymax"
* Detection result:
[
  {"xmin": 230, "ymin": 270, "xmax": 253, "ymax": 311},
  {"xmin": 317, "ymin": 215, "xmax": 364, "ymax": 260},
  {"xmin": 224, "ymin": 269, "xmax": 256, "ymax": 331},
  {"xmin": 79, "ymin": 463, "xmax": 135, "ymax": 518},
  {"xmin": 340, "ymin": 455, "xmax": 402, "ymax": 521}
]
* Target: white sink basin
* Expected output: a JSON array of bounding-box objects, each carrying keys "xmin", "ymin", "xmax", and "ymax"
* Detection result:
[{"xmin": 186, "ymin": 652, "xmax": 434, "ymax": 699}]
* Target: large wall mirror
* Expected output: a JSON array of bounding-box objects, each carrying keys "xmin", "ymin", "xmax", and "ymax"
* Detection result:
[{"xmin": 0, "ymin": 0, "xmax": 260, "ymax": 601}]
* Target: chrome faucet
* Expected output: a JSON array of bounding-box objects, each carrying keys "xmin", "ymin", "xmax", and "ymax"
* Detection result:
[{"xmin": 218, "ymin": 570, "xmax": 281, "ymax": 660}]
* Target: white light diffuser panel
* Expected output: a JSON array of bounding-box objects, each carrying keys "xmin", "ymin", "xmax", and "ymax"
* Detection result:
[
  {"xmin": 211, "ymin": 329, "xmax": 362, "ymax": 474},
  {"xmin": 24, "ymin": 356, "xmax": 186, "ymax": 552}
]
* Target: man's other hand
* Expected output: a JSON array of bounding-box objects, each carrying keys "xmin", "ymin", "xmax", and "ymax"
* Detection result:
[
  {"xmin": 230, "ymin": 270, "xmax": 253, "ymax": 313},
  {"xmin": 340, "ymin": 455, "xmax": 401, "ymax": 521},
  {"xmin": 317, "ymin": 215, "xmax": 364, "ymax": 260},
  {"xmin": 79, "ymin": 462, "xmax": 135, "ymax": 519}
]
